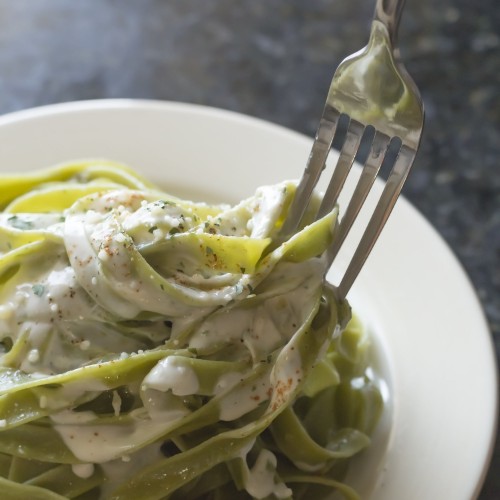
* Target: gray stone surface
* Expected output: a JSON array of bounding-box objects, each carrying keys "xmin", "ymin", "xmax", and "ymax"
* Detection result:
[{"xmin": 0, "ymin": 0, "xmax": 497, "ymax": 497}]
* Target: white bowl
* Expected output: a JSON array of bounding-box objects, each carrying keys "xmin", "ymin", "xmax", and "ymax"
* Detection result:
[{"xmin": 0, "ymin": 99, "xmax": 496, "ymax": 499}]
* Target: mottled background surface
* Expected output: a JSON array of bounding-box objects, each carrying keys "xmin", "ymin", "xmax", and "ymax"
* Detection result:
[{"xmin": 0, "ymin": 0, "xmax": 497, "ymax": 497}]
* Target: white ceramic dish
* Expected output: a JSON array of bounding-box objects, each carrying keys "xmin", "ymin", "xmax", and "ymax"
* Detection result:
[{"xmin": 0, "ymin": 99, "xmax": 496, "ymax": 499}]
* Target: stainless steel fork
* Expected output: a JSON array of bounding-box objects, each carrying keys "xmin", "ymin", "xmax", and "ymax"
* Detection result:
[{"xmin": 280, "ymin": 0, "xmax": 424, "ymax": 300}]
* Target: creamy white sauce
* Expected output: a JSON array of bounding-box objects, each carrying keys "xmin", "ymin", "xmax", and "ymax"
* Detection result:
[
  {"xmin": 142, "ymin": 388, "xmax": 191, "ymax": 422},
  {"xmin": 54, "ymin": 415, "xmax": 171, "ymax": 463},
  {"xmin": 244, "ymin": 449, "xmax": 292, "ymax": 499},
  {"xmin": 111, "ymin": 390, "xmax": 122, "ymax": 417},
  {"xmin": 40, "ymin": 379, "xmax": 108, "ymax": 411},
  {"xmin": 271, "ymin": 343, "xmax": 303, "ymax": 388},
  {"xmin": 213, "ymin": 370, "xmax": 243, "ymax": 395},
  {"xmin": 219, "ymin": 371, "xmax": 271, "ymax": 421},
  {"xmin": 246, "ymin": 184, "xmax": 287, "ymax": 238},
  {"xmin": 142, "ymin": 356, "xmax": 199, "ymax": 396},
  {"xmin": 50, "ymin": 410, "xmax": 97, "ymax": 425},
  {"xmin": 71, "ymin": 463, "xmax": 95, "ymax": 479}
]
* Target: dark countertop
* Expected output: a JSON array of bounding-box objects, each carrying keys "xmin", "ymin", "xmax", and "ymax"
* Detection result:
[{"xmin": 0, "ymin": 0, "xmax": 498, "ymax": 497}]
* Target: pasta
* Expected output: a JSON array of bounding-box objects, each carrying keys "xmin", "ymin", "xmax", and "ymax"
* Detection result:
[{"xmin": 0, "ymin": 160, "xmax": 383, "ymax": 500}]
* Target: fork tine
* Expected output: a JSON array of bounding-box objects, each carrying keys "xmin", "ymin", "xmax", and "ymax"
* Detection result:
[
  {"xmin": 316, "ymin": 118, "xmax": 364, "ymax": 219},
  {"xmin": 279, "ymin": 107, "xmax": 341, "ymax": 238},
  {"xmin": 280, "ymin": 0, "xmax": 423, "ymax": 300},
  {"xmin": 335, "ymin": 144, "xmax": 416, "ymax": 298},
  {"xmin": 327, "ymin": 130, "xmax": 390, "ymax": 264}
]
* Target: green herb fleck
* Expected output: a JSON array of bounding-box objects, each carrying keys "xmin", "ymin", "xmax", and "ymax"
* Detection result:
[
  {"xmin": 158, "ymin": 200, "xmax": 176, "ymax": 209},
  {"xmin": 148, "ymin": 225, "xmax": 158, "ymax": 234},
  {"xmin": 8, "ymin": 216, "xmax": 33, "ymax": 230},
  {"xmin": 32, "ymin": 284, "xmax": 45, "ymax": 297}
]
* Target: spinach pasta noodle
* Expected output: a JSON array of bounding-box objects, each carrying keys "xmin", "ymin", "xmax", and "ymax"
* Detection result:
[{"xmin": 0, "ymin": 160, "xmax": 383, "ymax": 500}]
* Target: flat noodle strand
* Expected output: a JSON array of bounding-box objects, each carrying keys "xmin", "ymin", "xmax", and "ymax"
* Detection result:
[{"xmin": 0, "ymin": 160, "xmax": 383, "ymax": 499}]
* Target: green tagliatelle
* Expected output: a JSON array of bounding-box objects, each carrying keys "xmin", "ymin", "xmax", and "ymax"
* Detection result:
[{"xmin": 0, "ymin": 160, "xmax": 383, "ymax": 500}]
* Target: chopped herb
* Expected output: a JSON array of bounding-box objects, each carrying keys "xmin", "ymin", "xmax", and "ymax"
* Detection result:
[
  {"xmin": 164, "ymin": 320, "xmax": 173, "ymax": 328},
  {"xmin": 239, "ymin": 266, "xmax": 246, "ymax": 274},
  {"xmin": 205, "ymin": 246, "xmax": 214, "ymax": 255},
  {"xmin": 8, "ymin": 215, "xmax": 33, "ymax": 230},
  {"xmin": 169, "ymin": 227, "xmax": 180, "ymax": 235},
  {"xmin": 148, "ymin": 225, "xmax": 158, "ymax": 234},
  {"xmin": 32, "ymin": 284, "xmax": 45, "ymax": 297},
  {"xmin": 158, "ymin": 200, "xmax": 176, "ymax": 209},
  {"xmin": 188, "ymin": 347, "xmax": 198, "ymax": 356}
]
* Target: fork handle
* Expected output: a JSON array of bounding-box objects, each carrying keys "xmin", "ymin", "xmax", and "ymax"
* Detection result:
[{"xmin": 373, "ymin": 0, "xmax": 406, "ymax": 46}]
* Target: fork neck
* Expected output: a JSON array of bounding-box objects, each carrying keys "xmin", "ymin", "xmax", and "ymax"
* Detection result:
[{"xmin": 373, "ymin": 0, "xmax": 406, "ymax": 46}]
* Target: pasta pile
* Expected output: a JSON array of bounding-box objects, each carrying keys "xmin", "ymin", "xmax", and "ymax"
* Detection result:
[{"xmin": 0, "ymin": 161, "xmax": 382, "ymax": 499}]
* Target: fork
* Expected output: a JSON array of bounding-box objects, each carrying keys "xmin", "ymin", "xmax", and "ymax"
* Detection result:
[{"xmin": 280, "ymin": 0, "xmax": 424, "ymax": 300}]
